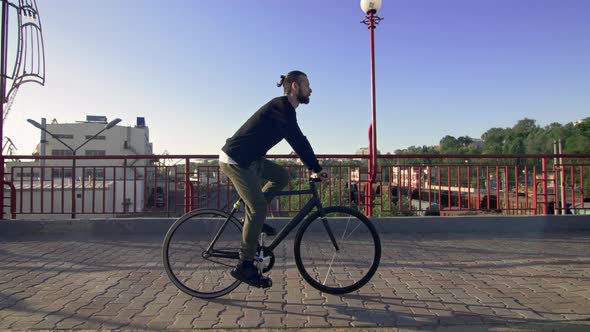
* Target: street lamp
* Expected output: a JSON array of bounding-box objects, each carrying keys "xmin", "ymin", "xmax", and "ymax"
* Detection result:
[
  {"xmin": 27, "ymin": 118, "xmax": 121, "ymax": 218},
  {"xmin": 360, "ymin": 0, "xmax": 383, "ymax": 216}
]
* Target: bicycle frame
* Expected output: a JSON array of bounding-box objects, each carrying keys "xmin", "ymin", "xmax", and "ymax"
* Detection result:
[{"xmin": 205, "ymin": 178, "xmax": 339, "ymax": 259}]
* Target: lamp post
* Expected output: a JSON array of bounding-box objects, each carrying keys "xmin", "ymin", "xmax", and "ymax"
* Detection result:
[
  {"xmin": 360, "ymin": 0, "xmax": 382, "ymax": 217},
  {"xmin": 0, "ymin": 1, "xmax": 8, "ymax": 219},
  {"xmin": 27, "ymin": 118, "xmax": 121, "ymax": 218}
]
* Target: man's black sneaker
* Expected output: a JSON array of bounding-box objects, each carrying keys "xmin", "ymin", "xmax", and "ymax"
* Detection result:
[
  {"xmin": 262, "ymin": 223, "xmax": 276, "ymax": 236},
  {"xmin": 230, "ymin": 260, "xmax": 272, "ymax": 288}
]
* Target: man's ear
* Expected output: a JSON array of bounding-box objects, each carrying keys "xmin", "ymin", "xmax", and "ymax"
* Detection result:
[{"xmin": 290, "ymin": 81, "xmax": 299, "ymax": 94}]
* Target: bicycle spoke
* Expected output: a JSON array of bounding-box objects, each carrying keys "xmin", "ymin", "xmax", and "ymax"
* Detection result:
[
  {"xmin": 322, "ymin": 252, "xmax": 338, "ymax": 285},
  {"xmin": 344, "ymin": 221, "xmax": 363, "ymax": 241},
  {"xmin": 340, "ymin": 218, "xmax": 350, "ymax": 240}
]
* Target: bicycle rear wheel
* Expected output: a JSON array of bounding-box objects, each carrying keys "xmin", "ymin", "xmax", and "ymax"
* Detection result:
[
  {"xmin": 162, "ymin": 209, "xmax": 243, "ymax": 298},
  {"xmin": 294, "ymin": 206, "xmax": 381, "ymax": 294}
]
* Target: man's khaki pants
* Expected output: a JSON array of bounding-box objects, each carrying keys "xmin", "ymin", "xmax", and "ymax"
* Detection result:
[{"xmin": 219, "ymin": 158, "xmax": 289, "ymax": 261}]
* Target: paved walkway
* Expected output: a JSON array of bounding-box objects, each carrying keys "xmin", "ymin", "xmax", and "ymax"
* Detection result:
[{"xmin": 1, "ymin": 227, "xmax": 590, "ymax": 330}]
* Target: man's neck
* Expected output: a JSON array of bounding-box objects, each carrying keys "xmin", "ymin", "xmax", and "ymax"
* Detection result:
[{"xmin": 286, "ymin": 94, "xmax": 299, "ymax": 109}]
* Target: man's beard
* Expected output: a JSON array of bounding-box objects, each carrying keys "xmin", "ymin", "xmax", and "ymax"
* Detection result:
[{"xmin": 298, "ymin": 93, "xmax": 310, "ymax": 104}]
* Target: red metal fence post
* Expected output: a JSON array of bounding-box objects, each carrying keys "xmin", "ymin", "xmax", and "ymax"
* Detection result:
[
  {"xmin": 184, "ymin": 157, "xmax": 190, "ymax": 213},
  {"xmin": 71, "ymin": 156, "xmax": 77, "ymax": 218},
  {"xmin": 542, "ymin": 157, "xmax": 548, "ymax": 215}
]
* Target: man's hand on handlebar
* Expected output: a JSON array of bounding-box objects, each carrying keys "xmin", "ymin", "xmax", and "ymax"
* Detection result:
[{"xmin": 314, "ymin": 170, "xmax": 330, "ymax": 183}]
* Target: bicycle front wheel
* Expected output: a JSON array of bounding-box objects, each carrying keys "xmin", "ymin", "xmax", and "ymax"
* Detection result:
[
  {"xmin": 294, "ymin": 206, "xmax": 381, "ymax": 294},
  {"xmin": 162, "ymin": 209, "xmax": 243, "ymax": 298}
]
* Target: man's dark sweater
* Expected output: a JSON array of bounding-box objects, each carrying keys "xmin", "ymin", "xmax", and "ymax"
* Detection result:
[{"xmin": 221, "ymin": 96, "xmax": 322, "ymax": 173}]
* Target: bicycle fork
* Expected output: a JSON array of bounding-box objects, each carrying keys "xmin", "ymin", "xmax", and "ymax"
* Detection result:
[{"xmin": 319, "ymin": 213, "xmax": 340, "ymax": 251}]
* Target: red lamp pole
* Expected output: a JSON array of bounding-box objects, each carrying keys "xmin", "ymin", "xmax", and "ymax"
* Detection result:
[{"xmin": 362, "ymin": 8, "xmax": 382, "ymax": 217}]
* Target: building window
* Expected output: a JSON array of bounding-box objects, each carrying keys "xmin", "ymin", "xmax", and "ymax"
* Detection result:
[
  {"xmin": 16, "ymin": 171, "xmax": 39, "ymax": 178},
  {"xmin": 53, "ymin": 134, "xmax": 74, "ymax": 139},
  {"xmin": 84, "ymin": 168, "xmax": 105, "ymax": 179},
  {"xmin": 52, "ymin": 149, "xmax": 73, "ymax": 156},
  {"xmin": 85, "ymin": 135, "xmax": 106, "ymax": 140},
  {"xmin": 51, "ymin": 169, "xmax": 60, "ymax": 178},
  {"xmin": 52, "ymin": 168, "xmax": 73, "ymax": 178},
  {"xmin": 85, "ymin": 150, "xmax": 106, "ymax": 156}
]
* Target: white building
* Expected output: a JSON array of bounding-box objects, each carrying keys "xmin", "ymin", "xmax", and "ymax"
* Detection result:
[
  {"xmin": 35, "ymin": 115, "xmax": 152, "ymax": 168},
  {"xmin": 4, "ymin": 116, "xmax": 155, "ymax": 218},
  {"xmin": 390, "ymin": 166, "xmax": 425, "ymax": 188}
]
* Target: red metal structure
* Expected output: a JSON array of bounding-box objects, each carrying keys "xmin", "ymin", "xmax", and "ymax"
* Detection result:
[
  {"xmin": 3, "ymin": 154, "xmax": 589, "ymax": 219},
  {"xmin": 2, "ymin": 180, "xmax": 15, "ymax": 218},
  {"xmin": 1, "ymin": 0, "xmax": 46, "ymax": 219}
]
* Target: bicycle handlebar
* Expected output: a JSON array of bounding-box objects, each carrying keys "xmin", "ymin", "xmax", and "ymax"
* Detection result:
[{"xmin": 309, "ymin": 174, "xmax": 327, "ymax": 183}]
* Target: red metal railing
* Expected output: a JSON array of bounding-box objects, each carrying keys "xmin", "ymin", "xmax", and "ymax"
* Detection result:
[
  {"xmin": 3, "ymin": 154, "xmax": 589, "ymax": 219},
  {"xmin": 2, "ymin": 180, "xmax": 16, "ymax": 219}
]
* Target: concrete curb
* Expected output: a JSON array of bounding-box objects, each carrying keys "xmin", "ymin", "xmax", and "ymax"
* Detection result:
[
  {"xmin": 373, "ymin": 215, "xmax": 590, "ymax": 234},
  {"xmin": 1, "ymin": 215, "xmax": 589, "ymax": 236}
]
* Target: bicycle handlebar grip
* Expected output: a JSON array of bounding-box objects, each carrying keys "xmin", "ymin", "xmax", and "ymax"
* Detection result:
[{"xmin": 310, "ymin": 177, "xmax": 322, "ymax": 183}]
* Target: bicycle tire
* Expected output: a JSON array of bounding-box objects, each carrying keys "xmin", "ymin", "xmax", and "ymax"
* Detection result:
[
  {"xmin": 162, "ymin": 208, "xmax": 242, "ymax": 298},
  {"xmin": 294, "ymin": 206, "xmax": 381, "ymax": 294}
]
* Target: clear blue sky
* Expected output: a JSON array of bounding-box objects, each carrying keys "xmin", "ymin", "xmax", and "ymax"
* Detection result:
[{"xmin": 6, "ymin": 0, "xmax": 590, "ymax": 155}]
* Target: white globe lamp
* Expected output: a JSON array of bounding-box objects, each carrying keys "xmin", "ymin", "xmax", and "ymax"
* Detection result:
[{"xmin": 360, "ymin": 0, "xmax": 382, "ymax": 14}]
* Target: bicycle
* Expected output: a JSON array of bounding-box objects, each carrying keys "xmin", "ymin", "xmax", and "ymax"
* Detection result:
[{"xmin": 162, "ymin": 175, "xmax": 381, "ymax": 299}]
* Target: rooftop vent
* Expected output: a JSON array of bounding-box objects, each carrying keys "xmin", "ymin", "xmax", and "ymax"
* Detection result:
[{"xmin": 86, "ymin": 115, "xmax": 107, "ymax": 123}]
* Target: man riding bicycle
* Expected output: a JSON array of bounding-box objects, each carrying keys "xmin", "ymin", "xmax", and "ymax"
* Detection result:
[{"xmin": 219, "ymin": 70, "xmax": 328, "ymax": 288}]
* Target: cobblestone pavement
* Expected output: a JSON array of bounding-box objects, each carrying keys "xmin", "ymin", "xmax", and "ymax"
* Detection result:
[{"xmin": 1, "ymin": 231, "xmax": 590, "ymax": 330}]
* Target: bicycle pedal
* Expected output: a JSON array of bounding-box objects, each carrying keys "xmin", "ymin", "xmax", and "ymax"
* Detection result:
[{"xmin": 256, "ymin": 277, "xmax": 272, "ymax": 289}]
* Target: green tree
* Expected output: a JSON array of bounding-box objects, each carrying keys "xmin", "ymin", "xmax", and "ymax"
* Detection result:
[
  {"xmin": 512, "ymin": 118, "xmax": 538, "ymax": 137},
  {"xmin": 439, "ymin": 135, "xmax": 461, "ymax": 154},
  {"xmin": 564, "ymin": 119, "xmax": 590, "ymax": 153},
  {"xmin": 457, "ymin": 136, "xmax": 474, "ymax": 148},
  {"xmin": 524, "ymin": 129, "xmax": 548, "ymax": 154},
  {"xmin": 391, "ymin": 117, "xmax": 590, "ymax": 157},
  {"xmin": 481, "ymin": 128, "xmax": 507, "ymax": 154}
]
